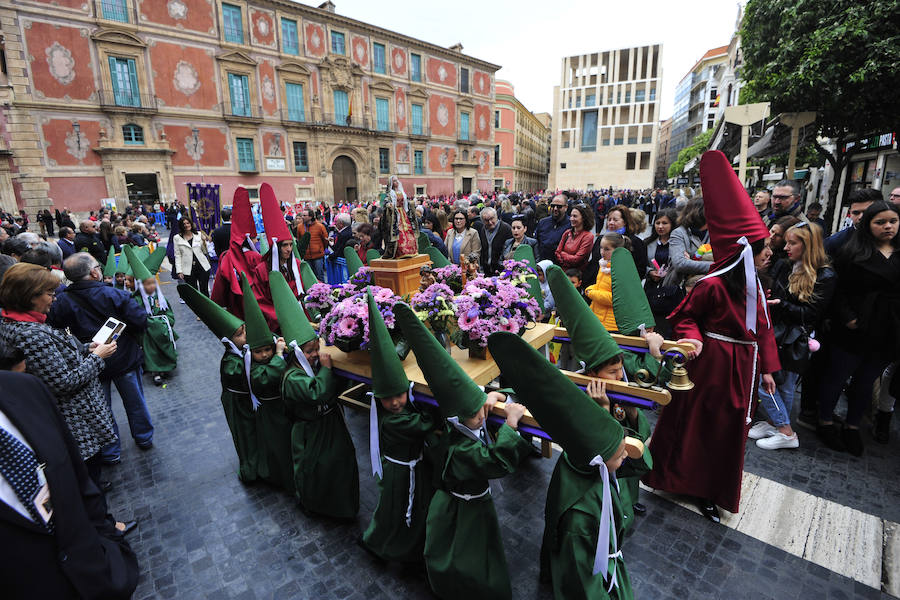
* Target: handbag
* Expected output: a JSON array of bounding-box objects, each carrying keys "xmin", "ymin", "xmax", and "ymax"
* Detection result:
[{"xmin": 773, "ymin": 320, "xmax": 812, "ymax": 374}]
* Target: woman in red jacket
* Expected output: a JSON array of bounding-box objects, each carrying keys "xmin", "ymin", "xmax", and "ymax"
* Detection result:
[{"xmin": 554, "ymin": 204, "xmax": 594, "ymax": 270}]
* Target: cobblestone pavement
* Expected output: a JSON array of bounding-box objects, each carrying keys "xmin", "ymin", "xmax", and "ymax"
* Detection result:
[{"xmin": 103, "ymin": 273, "xmax": 899, "ymax": 599}]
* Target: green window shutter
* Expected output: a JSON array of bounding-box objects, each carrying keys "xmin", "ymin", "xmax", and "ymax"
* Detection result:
[
  {"xmin": 282, "ymin": 19, "xmax": 298, "ymax": 55},
  {"xmin": 333, "ymin": 90, "xmax": 349, "ymax": 122},
  {"xmin": 126, "ymin": 58, "xmax": 139, "ymax": 107},
  {"xmin": 411, "ymin": 104, "xmax": 422, "ymax": 135},
  {"xmin": 286, "ymin": 83, "xmax": 305, "ymax": 121},
  {"xmin": 375, "ymin": 98, "xmax": 389, "ymax": 131},
  {"xmin": 414, "ymin": 150, "xmax": 423, "ymax": 174},
  {"xmin": 460, "ymin": 113, "xmax": 469, "ymax": 140},
  {"xmin": 237, "ymin": 138, "xmax": 255, "ymax": 171},
  {"xmin": 223, "ymin": 4, "xmax": 243, "ymax": 43},
  {"xmin": 228, "ymin": 74, "xmax": 250, "ymax": 116}
]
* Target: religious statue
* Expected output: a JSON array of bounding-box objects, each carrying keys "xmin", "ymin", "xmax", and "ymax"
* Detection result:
[
  {"xmin": 379, "ymin": 175, "xmax": 419, "ymax": 259},
  {"xmin": 419, "ymin": 265, "xmax": 436, "ymax": 292},
  {"xmin": 462, "ymin": 252, "xmax": 480, "ymax": 285}
]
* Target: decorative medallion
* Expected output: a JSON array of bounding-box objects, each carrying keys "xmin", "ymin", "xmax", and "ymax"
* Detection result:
[
  {"xmin": 436, "ymin": 103, "xmax": 449, "ymax": 127},
  {"xmin": 396, "ymin": 98, "xmax": 405, "ymax": 118},
  {"xmin": 393, "ymin": 51, "xmax": 404, "ymax": 70},
  {"xmin": 478, "ymin": 152, "xmax": 486, "ymax": 167},
  {"xmin": 185, "ymin": 133, "xmax": 204, "ymax": 161},
  {"xmin": 167, "ymin": 0, "xmax": 187, "ymax": 20},
  {"xmin": 65, "ymin": 129, "xmax": 88, "ymax": 161},
  {"xmin": 256, "ymin": 15, "xmax": 270, "ymax": 37},
  {"xmin": 310, "ymin": 31, "xmax": 321, "ymax": 49},
  {"xmin": 262, "ymin": 74, "xmax": 275, "ymax": 102},
  {"xmin": 354, "ymin": 40, "xmax": 365, "ymax": 63},
  {"xmin": 397, "ymin": 145, "xmax": 409, "ymax": 163},
  {"xmin": 267, "ymin": 133, "xmax": 282, "ymax": 156},
  {"xmin": 173, "ymin": 61, "xmax": 200, "ymax": 95},
  {"xmin": 438, "ymin": 148, "xmax": 449, "ymax": 169},
  {"xmin": 437, "ymin": 65, "xmax": 447, "ymax": 82},
  {"xmin": 46, "ymin": 42, "xmax": 76, "ymax": 85},
  {"xmin": 478, "ymin": 115, "xmax": 486, "ymax": 131}
]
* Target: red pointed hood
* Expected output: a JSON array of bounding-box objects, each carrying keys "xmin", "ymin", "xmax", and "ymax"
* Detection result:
[
  {"xmin": 260, "ymin": 183, "xmax": 290, "ymax": 254},
  {"xmin": 230, "ymin": 187, "xmax": 255, "ymax": 250},
  {"xmin": 700, "ymin": 150, "xmax": 770, "ymax": 267}
]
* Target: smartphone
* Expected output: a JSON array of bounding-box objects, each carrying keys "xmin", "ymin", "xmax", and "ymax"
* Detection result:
[{"xmin": 92, "ymin": 318, "xmax": 126, "ymax": 345}]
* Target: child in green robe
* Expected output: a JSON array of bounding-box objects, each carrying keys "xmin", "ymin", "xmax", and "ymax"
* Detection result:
[
  {"xmin": 239, "ymin": 273, "xmax": 292, "ymax": 492},
  {"xmin": 270, "ymin": 271, "xmax": 356, "ymax": 517},
  {"xmin": 361, "ymin": 291, "xmax": 435, "ymax": 563},
  {"xmin": 178, "ymin": 283, "xmax": 258, "ymax": 484},
  {"xmin": 395, "ymin": 303, "xmax": 533, "ymax": 600},
  {"xmin": 547, "ymin": 263, "xmax": 654, "ymax": 532},
  {"xmin": 490, "ymin": 331, "xmax": 649, "ymax": 600},
  {"xmin": 123, "ymin": 246, "xmax": 177, "ymax": 386}
]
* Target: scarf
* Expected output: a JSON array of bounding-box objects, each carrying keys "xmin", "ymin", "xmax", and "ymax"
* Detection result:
[{"xmin": 0, "ymin": 309, "xmax": 47, "ymax": 323}]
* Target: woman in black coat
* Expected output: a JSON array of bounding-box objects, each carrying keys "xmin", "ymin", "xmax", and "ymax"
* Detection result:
[{"xmin": 817, "ymin": 202, "xmax": 900, "ymax": 456}]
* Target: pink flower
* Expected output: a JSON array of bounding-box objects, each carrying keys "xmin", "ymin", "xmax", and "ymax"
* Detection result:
[{"xmin": 337, "ymin": 316, "xmax": 357, "ymax": 337}]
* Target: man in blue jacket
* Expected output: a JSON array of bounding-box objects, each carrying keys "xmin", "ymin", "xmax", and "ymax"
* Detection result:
[
  {"xmin": 534, "ymin": 194, "xmax": 571, "ymax": 262},
  {"xmin": 48, "ymin": 253, "xmax": 154, "ymax": 464}
]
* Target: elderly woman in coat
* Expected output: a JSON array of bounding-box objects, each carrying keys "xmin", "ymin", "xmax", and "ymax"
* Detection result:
[{"xmin": 0, "ymin": 263, "xmax": 118, "ymax": 487}]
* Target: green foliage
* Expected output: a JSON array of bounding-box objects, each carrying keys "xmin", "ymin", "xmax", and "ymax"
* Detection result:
[
  {"xmin": 741, "ymin": 0, "xmax": 900, "ymax": 141},
  {"xmin": 667, "ymin": 128, "xmax": 715, "ymax": 179}
]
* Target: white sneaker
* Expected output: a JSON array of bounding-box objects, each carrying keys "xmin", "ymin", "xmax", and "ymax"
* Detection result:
[
  {"xmin": 756, "ymin": 432, "xmax": 799, "ymax": 450},
  {"xmin": 748, "ymin": 421, "xmax": 777, "ymax": 439}
]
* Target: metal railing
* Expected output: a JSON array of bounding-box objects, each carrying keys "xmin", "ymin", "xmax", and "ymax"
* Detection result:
[
  {"xmin": 98, "ymin": 90, "xmax": 158, "ymax": 111},
  {"xmin": 309, "ymin": 113, "xmax": 371, "ymax": 129},
  {"xmin": 237, "ymin": 159, "xmax": 259, "ymax": 173},
  {"xmin": 457, "ymin": 128, "xmax": 475, "ymax": 144},
  {"xmin": 279, "ymin": 109, "xmax": 308, "ymax": 125},
  {"xmin": 409, "ymin": 125, "xmax": 431, "ymax": 138},
  {"xmin": 219, "ymin": 102, "xmax": 263, "ymax": 121}
]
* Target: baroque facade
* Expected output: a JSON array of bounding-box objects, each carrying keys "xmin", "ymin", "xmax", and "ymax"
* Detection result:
[
  {"xmin": 0, "ymin": 0, "xmax": 499, "ymax": 214},
  {"xmin": 492, "ymin": 80, "xmax": 550, "ymax": 193}
]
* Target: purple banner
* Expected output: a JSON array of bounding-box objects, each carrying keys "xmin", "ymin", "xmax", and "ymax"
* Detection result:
[{"xmin": 187, "ymin": 183, "xmax": 221, "ymax": 234}]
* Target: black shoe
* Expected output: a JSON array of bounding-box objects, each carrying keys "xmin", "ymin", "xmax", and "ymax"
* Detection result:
[
  {"xmin": 632, "ymin": 502, "xmax": 646, "ymax": 515},
  {"xmin": 796, "ymin": 411, "xmax": 818, "ymax": 431},
  {"xmin": 101, "ymin": 456, "xmax": 121, "ymax": 466},
  {"xmin": 152, "ymin": 374, "xmax": 163, "ymax": 386},
  {"xmin": 817, "ymin": 423, "xmax": 845, "ymax": 452},
  {"xmin": 137, "ymin": 441, "xmax": 153, "ymax": 451},
  {"xmin": 99, "ymin": 480, "xmax": 113, "ymax": 493},
  {"xmin": 873, "ymin": 410, "xmax": 892, "ymax": 444},
  {"xmin": 695, "ymin": 499, "xmax": 720, "ymax": 524},
  {"xmin": 841, "ymin": 427, "xmax": 864, "ymax": 457}
]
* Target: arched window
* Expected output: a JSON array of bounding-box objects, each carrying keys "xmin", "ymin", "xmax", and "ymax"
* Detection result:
[
  {"xmin": 462, "ymin": 150, "xmax": 469, "ymax": 161},
  {"xmin": 122, "ymin": 123, "xmax": 144, "ymax": 145}
]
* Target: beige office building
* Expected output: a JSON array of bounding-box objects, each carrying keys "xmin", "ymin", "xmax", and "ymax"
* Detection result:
[{"xmin": 549, "ymin": 45, "xmax": 662, "ymax": 191}]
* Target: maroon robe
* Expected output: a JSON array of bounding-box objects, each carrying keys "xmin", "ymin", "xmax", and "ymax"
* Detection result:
[
  {"xmin": 642, "ymin": 275, "xmax": 780, "ymax": 513},
  {"xmin": 211, "ymin": 246, "xmax": 263, "ymax": 320}
]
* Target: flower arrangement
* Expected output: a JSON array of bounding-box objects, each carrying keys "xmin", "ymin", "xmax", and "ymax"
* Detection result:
[
  {"xmin": 453, "ymin": 276, "xmax": 540, "ymax": 349},
  {"xmin": 411, "ymin": 283, "xmax": 457, "ymax": 333},
  {"xmin": 496, "ymin": 259, "xmax": 537, "ymax": 288},
  {"xmin": 432, "ymin": 264, "xmax": 463, "ymax": 293},
  {"xmin": 303, "ymin": 283, "xmax": 339, "ymax": 319},
  {"xmin": 317, "ymin": 285, "xmax": 402, "ymax": 351},
  {"xmin": 349, "ymin": 266, "xmax": 373, "ymax": 288}
]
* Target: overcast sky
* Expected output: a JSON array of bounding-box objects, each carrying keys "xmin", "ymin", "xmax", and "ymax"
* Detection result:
[{"xmin": 296, "ymin": 0, "xmax": 743, "ymax": 120}]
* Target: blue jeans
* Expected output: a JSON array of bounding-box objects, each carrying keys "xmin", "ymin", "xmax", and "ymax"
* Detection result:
[
  {"xmin": 758, "ymin": 371, "xmax": 799, "ymax": 428},
  {"xmin": 101, "ymin": 367, "xmax": 154, "ymax": 461},
  {"xmin": 308, "ymin": 257, "xmax": 325, "ymax": 282}
]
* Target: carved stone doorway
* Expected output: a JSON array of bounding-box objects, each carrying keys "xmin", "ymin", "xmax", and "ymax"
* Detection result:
[{"xmin": 332, "ymin": 155, "xmax": 358, "ymax": 203}]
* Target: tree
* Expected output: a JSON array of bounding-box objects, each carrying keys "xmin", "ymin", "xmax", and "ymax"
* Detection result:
[
  {"xmin": 667, "ymin": 128, "xmax": 715, "ymax": 179},
  {"xmin": 740, "ymin": 0, "xmax": 900, "ymax": 230}
]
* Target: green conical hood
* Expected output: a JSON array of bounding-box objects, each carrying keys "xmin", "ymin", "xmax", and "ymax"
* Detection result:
[
  {"xmin": 271, "ymin": 270, "xmax": 316, "ymax": 346},
  {"xmin": 426, "ymin": 246, "xmax": 450, "ymax": 268},
  {"xmin": 258, "ymin": 235, "xmax": 269, "ymax": 256},
  {"xmin": 368, "ymin": 291, "xmax": 408, "ymax": 398},
  {"xmin": 294, "ymin": 231, "xmax": 310, "ymax": 261},
  {"xmin": 123, "ymin": 245, "xmax": 151, "ymax": 281},
  {"xmin": 366, "ymin": 249, "xmax": 381, "ymax": 264},
  {"xmin": 143, "ymin": 246, "xmax": 167, "ymax": 276},
  {"xmin": 417, "ymin": 231, "xmax": 430, "ymax": 253},
  {"xmin": 547, "ymin": 264, "xmax": 621, "ymax": 370},
  {"xmin": 240, "ymin": 272, "xmax": 274, "ymax": 349},
  {"xmin": 611, "ymin": 247, "xmax": 655, "ymax": 335},
  {"xmin": 299, "ymin": 260, "xmax": 318, "ymax": 288},
  {"xmin": 114, "ymin": 248, "xmax": 130, "ymax": 274},
  {"xmin": 488, "ymin": 332, "xmax": 623, "ymax": 466},
  {"xmin": 512, "ymin": 244, "xmax": 544, "ymax": 309},
  {"xmin": 343, "ymin": 246, "xmax": 365, "ymax": 277},
  {"xmin": 395, "ymin": 303, "xmax": 484, "ymax": 418},
  {"xmin": 103, "ymin": 247, "xmax": 117, "ymax": 278},
  {"xmin": 134, "ymin": 246, "xmax": 150, "ymax": 262},
  {"xmin": 178, "ymin": 283, "xmax": 243, "ymax": 339}
]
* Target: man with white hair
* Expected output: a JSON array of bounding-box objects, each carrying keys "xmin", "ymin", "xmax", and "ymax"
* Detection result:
[
  {"xmin": 329, "ymin": 212, "xmax": 354, "ymax": 270},
  {"xmin": 477, "ymin": 206, "xmax": 512, "ymax": 275}
]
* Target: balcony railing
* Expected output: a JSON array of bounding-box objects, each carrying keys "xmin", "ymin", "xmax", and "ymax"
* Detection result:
[
  {"xmin": 98, "ymin": 90, "xmax": 158, "ymax": 112},
  {"xmin": 457, "ymin": 129, "xmax": 475, "ymax": 144},
  {"xmin": 409, "ymin": 126, "xmax": 431, "ymax": 138},
  {"xmin": 279, "ymin": 109, "xmax": 308, "ymax": 126},
  {"xmin": 220, "ymin": 102, "xmax": 263, "ymax": 122},
  {"xmin": 309, "ymin": 113, "xmax": 371, "ymax": 129},
  {"xmin": 237, "ymin": 159, "xmax": 259, "ymax": 173}
]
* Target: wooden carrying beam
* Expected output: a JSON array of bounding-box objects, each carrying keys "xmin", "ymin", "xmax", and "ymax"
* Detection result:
[{"xmin": 552, "ymin": 327, "xmax": 694, "ymax": 359}]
